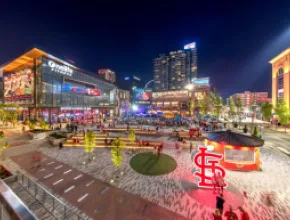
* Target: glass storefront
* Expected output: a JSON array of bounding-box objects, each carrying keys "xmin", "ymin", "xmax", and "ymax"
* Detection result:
[{"xmin": 2, "ymin": 50, "xmax": 117, "ymax": 123}]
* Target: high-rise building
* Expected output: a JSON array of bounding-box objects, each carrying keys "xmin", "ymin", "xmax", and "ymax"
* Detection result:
[
  {"xmin": 269, "ymin": 48, "xmax": 290, "ymax": 108},
  {"xmin": 230, "ymin": 91, "xmax": 270, "ymax": 107},
  {"xmin": 98, "ymin": 69, "xmax": 116, "ymax": 83},
  {"xmin": 153, "ymin": 42, "xmax": 197, "ymax": 92}
]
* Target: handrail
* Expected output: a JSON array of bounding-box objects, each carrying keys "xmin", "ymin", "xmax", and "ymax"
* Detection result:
[
  {"xmin": 0, "ymin": 179, "xmax": 37, "ymax": 220},
  {"xmin": 17, "ymin": 171, "xmax": 85, "ymax": 220}
]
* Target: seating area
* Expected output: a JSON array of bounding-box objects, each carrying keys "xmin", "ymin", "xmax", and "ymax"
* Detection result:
[{"xmin": 63, "ymin": 133, "xmax": 162, "ymax": 149}]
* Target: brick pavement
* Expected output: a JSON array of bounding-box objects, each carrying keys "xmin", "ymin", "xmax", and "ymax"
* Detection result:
[{"xmin": 11, "ymin": 152, "xmax": 188, "ymax": 220}]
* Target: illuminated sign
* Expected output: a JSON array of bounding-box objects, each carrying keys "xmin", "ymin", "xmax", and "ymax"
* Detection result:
[
  {"xmin": 62, "ymin": 84, "xmax": 100, "ymax": 96},
  {"xmin": 124, "ymin": 77, "xmax": 130, "ymax": 80},
  {"xmin": 193, "ymin": 146, "xmax": 227, "ymax": 188},
  {"xmin": 184, "ymin": 42, "xmax": 196, "ymax": 50},
  {"xmin": 110, "ymin": 89, "xmax": 116, "ymax": 104},
  {"xmin": 61, "ymin": 107, "xmax": 91, "ymax": 110},
  {"xmin": 48, "ymin": 60, "xmax": 73, "ymax": 76},
  {"xmin": 192, "ymin": 77, "xmax": 210, "ymax": 87},
  {"xmin": 152, "ymin": 90, "xmax": 188, "ymax": 99},
  {"xmin": 134, "ymin": 88, "xmax": 151, "ymax": 104},
  {"xmin": 133, "ymin": 76, "xmax": 141, "ymax": 81}
]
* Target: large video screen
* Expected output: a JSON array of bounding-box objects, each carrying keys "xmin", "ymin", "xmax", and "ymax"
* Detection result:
[
  {"xmin": 134, "ymin": 88, "xmax": 151, "ymax": 104},
  {"xmin": 224, "ymin": 148, "xmax": 255, "ymax": 163},
  {"xmin": 62, "ymin": 84, "xmax": 100, "ymax": 96},
  {"xmin": 4, "ymin": 68, "xmax": 34, "ymax": 104}
]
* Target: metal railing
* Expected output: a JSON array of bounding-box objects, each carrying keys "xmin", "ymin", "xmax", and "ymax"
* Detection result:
[
  {"xmin": 17, "ymin": 172, "xmax": 85, "ymax": 220},
  {"xmin": 0, "ymin": 179, "xmax": 37, "ymax": 220}
]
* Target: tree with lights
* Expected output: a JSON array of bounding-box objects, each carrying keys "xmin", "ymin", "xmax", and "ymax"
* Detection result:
[
  {"xmin": 188, "ymin": 99, "xmax": 195, "ymax": 117},
  {"xmin": 85, "ymin": 131, "xmax": 96, "ymax": 162},
  {"xmin": 111, "ymin": 137, "xmax": 125, "ymax": 168},
  {"xmin": 198, "ymin": 97, "xmax": 207, "ymax": 115},
  {"xmin": 235, "ymin": 97, "xmax": 243, "ymax": 127},
  {"xmin": 261, "ymin": 101, "xmax": 273, "ymax": 122},
  {"xmin": 228, "ymin": 96, "xmax": 236, "ymax": 121},
  {"xmin": 210, "ymin": 89, "xmax": 223, "ymax": 120},
  {"xmin": 275, "ymin": 99, "xmax": 290, "ymax": 133}
]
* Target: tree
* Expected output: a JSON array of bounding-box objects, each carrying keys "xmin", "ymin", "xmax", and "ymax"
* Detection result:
[
  {"xmin": 128, "ymin": 129, "xmax": 136, "ymax": 142},
  {"xmin": 252, "ymin": 126, "xmax": 258, "ymax": 137},
  {"xmin": 111, "ymin": 137, "xmax": 125, "ymax": 168},
  {"xmin": 85, "ymin": 131, "xmax": 96, "ymax": 162},
  {"xmin": 188, "ymin": 99, "xmax": 195, "ymax": 117},
  {"xmin": 261, "ymin": 101, "xmax": 273, "ymax": 121},
  {"xmin": 210, "ymin": 89, "xmax": 223, "ymax": 119},
  {"xmin": 228, "ymin": 97, "xmax": 236, "ymax": 120},
  {"xmin": 275, "ymin": 99, "xmax": 290, "ymax": 132},
  {"xmin": 235, "ymin": 97, "xmax": 243, "ymax": 126},
  {"xmin": 198, "ymin": 97, "xmax": 207, "ymax": 115},
  {"xmin": 0, "ymin": 142, "xmax": 8, "ymax": 161}
]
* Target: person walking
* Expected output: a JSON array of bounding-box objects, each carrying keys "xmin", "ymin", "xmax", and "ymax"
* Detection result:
[
  {"xmin": 216, "ymin": 194, "xmax": 225, "ymax": 215},
  {"xmin": 238, "ymin": 207, "xmax": 250, "ymax": 220},
  {"xmin": 224, "ymin": 205, "xmax": 238, "ymax": 220}
]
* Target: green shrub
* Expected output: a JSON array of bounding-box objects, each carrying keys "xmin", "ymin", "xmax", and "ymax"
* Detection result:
[
  {"xmin": 243, "ymin": 124, "xmax": 248, "ymax": 133},
  {"xmin": 252, "ymin": 126, "xmax": 258, "ymax": 137}
]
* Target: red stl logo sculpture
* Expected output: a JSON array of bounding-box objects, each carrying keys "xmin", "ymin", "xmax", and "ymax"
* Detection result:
[{"xmin": 194, "ymin": 146, "xmax": 227, "ymax": 188}]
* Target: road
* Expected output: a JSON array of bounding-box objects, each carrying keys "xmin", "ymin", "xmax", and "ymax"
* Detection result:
[{"xmin": 262, "ymin": 128, "xmax": 290, "ymax": 155}]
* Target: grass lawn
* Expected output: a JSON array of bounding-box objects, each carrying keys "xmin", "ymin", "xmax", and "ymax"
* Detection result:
[{"xmin": 130, "ymin": 152, "xmax": 177, "ymax": 176}]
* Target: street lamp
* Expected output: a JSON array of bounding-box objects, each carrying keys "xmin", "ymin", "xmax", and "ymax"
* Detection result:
[
  {"xmin": 185, "ymin": 83, "xmax": 194, "ymax": 90},
  {"xmin": 132, "ymin": 104, "xmax": 138, "ymax": 111}
]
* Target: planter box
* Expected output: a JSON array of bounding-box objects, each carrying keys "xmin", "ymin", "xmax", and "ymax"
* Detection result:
[
  {"xmin": 0, "ymin": 165, "xmax": 13, "ymax": 180},
  {"xmin": 28, "ymin": 130, "xmax": 55, "ymax": 140},
  {"xmin": 48, "ymin": 137, "xmax": 67, "ymax": 147}
]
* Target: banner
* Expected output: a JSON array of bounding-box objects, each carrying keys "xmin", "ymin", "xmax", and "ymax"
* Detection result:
[{"xmin": 4, "ymin": 68, "xmax": 34, "ymax": 104}]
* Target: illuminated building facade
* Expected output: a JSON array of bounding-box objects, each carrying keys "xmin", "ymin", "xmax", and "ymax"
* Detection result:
[
  {"xmin": 0, "ymin": 48, "xmax": 118, "ymax": 123},
  {"xmin": 98, "ymin": 68, "xmax": 116, "ymax": 83},
  {"xmin": 150, "ymin": 77, "xmax": 210, "ymax": 117},
  {"xmin": 153, "ymin": 42, "xmax": 197, "ymax": 92},
  {"xmin": 269, "ymin": 48, "xmax": 290, "ymax": 108},
  {"xmin": 230, "ymin": 91, "xmax": 270, "ymax": 107}
]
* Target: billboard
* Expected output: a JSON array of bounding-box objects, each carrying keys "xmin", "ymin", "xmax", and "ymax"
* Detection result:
[
  {"xmin": 62, "ymin": 84, "xmax": 100, "ymax": 96},
  {"xmin": 4, "ymin": 68, "xmax": 34, "ymax": 104},
  {"xmin": 192, "ymin": 77, "xmax": 210, "ymax": 88},
  {"xmin": 184, "ymin": 42, "xmax": 196, "ymax": 50},
  {"xmin": 152, "ymin": 90, "xmax": 188, "ymax": 99},
  {"xmin": 134, "ymin": 88, "xmax": 151, "ymax": 104},
  {"xmin": 110, "ymin": 89, "xmax": 116, "ymax": 104}
]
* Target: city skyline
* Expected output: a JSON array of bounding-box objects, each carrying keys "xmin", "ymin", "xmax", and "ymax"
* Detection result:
[{"xmin": 1, "ymin": 3, "xmax": 290, "ymax": 98}]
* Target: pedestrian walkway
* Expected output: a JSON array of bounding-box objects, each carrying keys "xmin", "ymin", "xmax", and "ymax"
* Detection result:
[{"xmin": 11, "ymin": 152, "xmax": 187, "ymax": 220}]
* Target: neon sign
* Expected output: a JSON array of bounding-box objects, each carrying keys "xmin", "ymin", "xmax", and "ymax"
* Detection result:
[
  {"xmin": 184, "ymin": 42, "xmax": 196, "ymax": 49},
  {"xmin": 193, "ymin": 146, "xmax": 227, "ymax": 188}
]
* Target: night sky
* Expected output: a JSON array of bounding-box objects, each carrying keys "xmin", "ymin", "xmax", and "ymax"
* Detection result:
[{"xmin": 1, "ymin": 2, "xmax": 290, "ymax": 99}]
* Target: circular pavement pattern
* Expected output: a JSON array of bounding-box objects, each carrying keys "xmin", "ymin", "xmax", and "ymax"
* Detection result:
[
  {"xmin": 130, "ymin": 152, "xmax": 177, "ymax": 176},
  {"xmin": 181, "ymin": 171, "xmax": 245, "ymax": 210}
]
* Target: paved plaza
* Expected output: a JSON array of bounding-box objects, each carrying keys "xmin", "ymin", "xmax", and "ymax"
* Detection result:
[{"xmin": 2, "ymin": 128, "xmax": 290, "ymax": 220}]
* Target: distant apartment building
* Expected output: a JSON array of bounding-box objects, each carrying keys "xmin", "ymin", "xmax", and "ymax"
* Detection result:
[
  {"xmin": 98, "ymin": 69, "xmax": 116, "ymax": 83},
  {"xmin": 153, "ymin": 42, "xmax": 197, "ymax": 92},
  {"xmin": 230, "ymin": 91, "xmax": 270, "ymax": 107}
]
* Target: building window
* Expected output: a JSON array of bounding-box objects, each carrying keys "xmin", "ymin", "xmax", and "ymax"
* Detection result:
[{"xmin": 278, "ymin": 67, "xmax": 284, "ymax": 76}]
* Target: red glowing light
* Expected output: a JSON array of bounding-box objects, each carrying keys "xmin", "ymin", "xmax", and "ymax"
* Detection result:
[{"xmin": 194, "ymin": 146, "xmax": 227, "ymax": 188}]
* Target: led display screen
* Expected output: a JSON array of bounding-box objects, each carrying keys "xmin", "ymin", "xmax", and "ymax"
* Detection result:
[
  {"xmin": 134, "ymin": 88, "xmax": 151, "ymax": 104},
  {"xmin": 62, "ymin": 84, "xmax": 100, "ymax": 96},
  {"xmin": 4, "ymin": 68, "xmax": 34, "ymax": 103}
]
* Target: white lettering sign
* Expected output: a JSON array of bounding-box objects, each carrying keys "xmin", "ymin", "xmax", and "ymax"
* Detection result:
[{"xmin": 48, "ymin": 61, "xmax": 73, "ymax": 76}]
